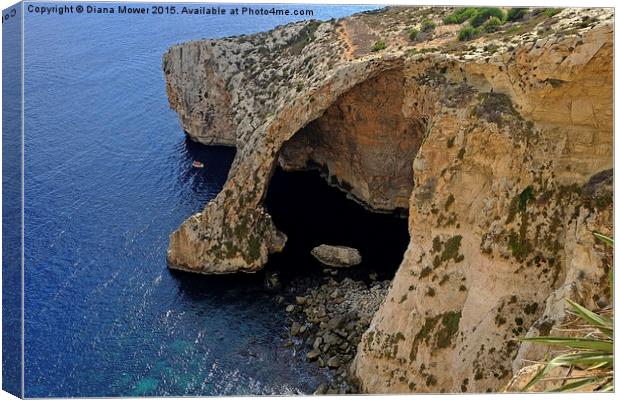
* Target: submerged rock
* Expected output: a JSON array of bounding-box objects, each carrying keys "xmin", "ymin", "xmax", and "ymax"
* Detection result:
[
  {"xmin": 314, "ymin": 383, "xmax": 327, "ymax": 395},
  {"xmin": 311, "ymin": 245, "xmax": 362, "ymax": 267},
  {"xmin": 291, "ymin": 321, "xmax": 301, "ymax": 336},
  {"xmin": 264, "ymin": 271, "xmax": 281, "ymax": 291}
]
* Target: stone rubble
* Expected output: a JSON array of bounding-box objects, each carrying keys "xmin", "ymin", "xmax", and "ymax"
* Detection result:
[{"xmin": 277, "ymin": 274, "xmax": 390, "ymax": 394}]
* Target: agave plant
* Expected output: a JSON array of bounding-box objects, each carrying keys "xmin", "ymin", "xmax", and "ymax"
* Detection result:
[{"xmin": 521, "ymin": 232, "xmax": 613, "ymax": 392}]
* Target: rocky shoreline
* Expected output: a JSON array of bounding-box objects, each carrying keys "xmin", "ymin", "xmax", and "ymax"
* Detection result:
[{"xmin": 272, "ymin": 270, "xmax": 390, "ymax": 394}]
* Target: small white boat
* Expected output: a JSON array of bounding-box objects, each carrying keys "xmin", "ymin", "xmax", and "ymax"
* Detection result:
[{"xmin": 192, "ymin": 160, "xmax": 204, "ymax": 168}]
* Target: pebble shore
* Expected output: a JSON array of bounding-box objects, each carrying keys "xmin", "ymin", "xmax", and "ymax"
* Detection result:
[{"xmin": 274, "ymin": 270, "xmax": 390, "ymax": 394}]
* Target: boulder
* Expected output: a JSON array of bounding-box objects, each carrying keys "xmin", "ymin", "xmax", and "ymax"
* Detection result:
[
  {"xmin": 306, "ymin": 349, "xmax": 321, "ymax": 361},
  {"xmin": 327, "ymin": 355, "xmax": 341, "ymax": 369},
  {"xmin": 311, "ymin": 245, "xmax": 362, "ymax": 267},
  {"xmin": 323, "ymin": 333, "xmax": 340, "ymax": 346},
  {"xmin": 327, "ymin": 316, "xmax": 344, "ymax": 330},
  {"xmin": 291, "ymin": 321, "xmax": 301, "ymax": 336}
]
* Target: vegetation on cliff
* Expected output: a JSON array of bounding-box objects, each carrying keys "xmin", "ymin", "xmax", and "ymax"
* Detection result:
[{"xmin": 521, "ymin": 233, "xmax": 613, "ymax": 392}]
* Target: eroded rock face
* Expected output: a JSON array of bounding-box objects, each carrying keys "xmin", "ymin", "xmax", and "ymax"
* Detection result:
[
  {"xmin": 279, "ymin": 68, "xmax": 425, "ymax": 211},
  {"xmin": 163, "ymin": 6, "xmax": 613, "ymax": 393},
  {"xmin": 311, "ymin": 245, "xmax": 362, "ymax": 267}
]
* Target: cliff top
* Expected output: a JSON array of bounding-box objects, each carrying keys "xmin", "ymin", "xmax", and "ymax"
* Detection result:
[
  {"xmin": 168, "ymin": 6, "xmax": 613, "ymax": 65},
  {"xmin": 164, "ymin": 7, "xmax": 613, "ymax": 151}
]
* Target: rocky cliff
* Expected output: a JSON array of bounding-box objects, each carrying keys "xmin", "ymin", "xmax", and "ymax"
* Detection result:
[{"xmin": 163, "ymin": 7, "xmax": 613, "ymax": 392}]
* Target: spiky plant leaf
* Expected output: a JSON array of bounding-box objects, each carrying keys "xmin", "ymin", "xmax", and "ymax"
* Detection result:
[
  {"xmin": 551, "ymin": 376, "xmax": 604, "ymax": 392},
  {"xmin": 600, "ymin": 381, "xmax": 614, "ymax": 391},
  {"xmin": 566, "ymin": 299, "xmax": 613, "ymax": 337},
  {"xmin": 593, "ymin": 231, "xmax": 613, "ymax": 246},
  {"xmin": 522, "ymin": 352, "xmax": 613, "ymax": 391},
  {"xmin": 521, "ymin": 336, "xmax": 612, "ymax": 352}
]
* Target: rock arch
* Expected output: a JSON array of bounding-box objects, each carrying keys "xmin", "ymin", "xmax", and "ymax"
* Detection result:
[{"xmin": 166, "ymin": 55, "xmax": 434, "ymax": 274}]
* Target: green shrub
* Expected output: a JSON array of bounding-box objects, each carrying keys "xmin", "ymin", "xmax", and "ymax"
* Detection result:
[
  {"xmin": 482, "ymin": 16, "xmax": 503, "ymax": 33},
  {"xmin": 469, "ymin": 7, "xmax": 505, "ymax": 27},
  {"xmin": 409, "ymin": 47, "xmax": 439, "ymax": 55},
  {"xmin": 421, "ymin": 19, "xmax": 436, "ymax": 32},
  {"xmin": 506, "ymin": 25, "xmax": 522, "ymax": 35},
  {"xmin": 542, "ymin": 8, "xmax": 561, "ymax": 17},
  {"xmin": 443, "ymin": 7, "xmax": 477, "ymax": 24},
  {"xmin": 458, "ymin": 26, "xmax": 478, "ymax": 41},
  {"xmin": 408, "ymin": 28, "xmax": 419, "ymax": 41},
  {"xmin": 506, "ymin": 7, "xmax": 528, "ymax": 21},
  {"xmin": 371, "ymin": 40, "xmax": 386, "ymax": 52},
  {"xmin": 578, "ymin": 15, "xmax": 598, "ymax": 28},
  {"xmin": 445, "ymin": 7, "xmax": 506, "ymax": 28},
  {"xmin": 483, "ymin": 44, "xmax": 499, "ymax": 54}
]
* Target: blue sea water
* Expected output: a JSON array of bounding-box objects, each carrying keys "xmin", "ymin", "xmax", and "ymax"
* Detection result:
[{"xmin": 21, "ymin": 2, "xmax": 378, "ymax": 397}]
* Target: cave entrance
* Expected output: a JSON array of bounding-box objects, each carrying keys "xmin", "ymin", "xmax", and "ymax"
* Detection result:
[
  {"xmin": 262, "ymin": 67, "xmax": 427, "ymax": 282},
  {"xmin": 264, "ymin": 167, "xmax": 409, "ymax": 282},
  {"xmin": 277, "ymin": 67, "xmax": 427, "ymax": 213}
]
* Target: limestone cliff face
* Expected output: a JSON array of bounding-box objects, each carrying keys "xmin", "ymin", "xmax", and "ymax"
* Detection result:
[
  {"xmin": 278, "ymin": 68, "xmax": 425, "ymax": 211},
  {"xmin": 351, "ymin": 27, "xmax": 613, "ymax": 391},
  {"xmin": 163, "ymin": 6, "xmax": 613, "ymax": 392}
]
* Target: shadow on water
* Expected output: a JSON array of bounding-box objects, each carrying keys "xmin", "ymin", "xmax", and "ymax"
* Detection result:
[
  {"xmin": 169, "ymin": 268, "xmax": 267, "ymax": 301},
  {"xmin": 178, "ymin": 136, "xmax": 237, "ymax": 195},
  {"xmin": 264, "ymin": 167, "xmax": 410, "ymax": 284},
  {"xmin": 170, "ymin": 149, "xmax": 410, "ymax": 296}
]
